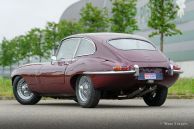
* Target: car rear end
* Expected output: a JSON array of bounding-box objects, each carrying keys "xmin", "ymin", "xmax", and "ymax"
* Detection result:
[
  {"xmin": 86, "ymin": 37, "xmax": 183, "ymax": 93},
  {"xmin": 80, "ymin": 33, "xmax": 183, "ymax": 107},
  {"xmin": 109, "ymin": 38, "xmax": 182, "ymax": 86}
]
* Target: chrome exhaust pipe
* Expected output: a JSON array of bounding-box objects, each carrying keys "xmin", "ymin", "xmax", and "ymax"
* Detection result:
[
  {"xmin": 137, "ymin": 86, "xmax": 157, "ymax": 97},
  {"xmin": 127, "ymin": 87, "xmax": 145, "ymax": 99}
]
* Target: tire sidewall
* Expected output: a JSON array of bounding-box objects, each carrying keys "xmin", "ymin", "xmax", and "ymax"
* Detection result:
[
  {"xmin": 76, "ymin": 75, "xmax": 100, "ymax": 108},
  {"xmin": 143, "ymin": 86, "xmax": 168, "ymax": 106},
  {"xmin": 13, "ymin": 76, "xmax": 41, "ymax": 105},
  {"xmin": 76, "ymin": 76, "xmax": 91, "ymax": 105}
]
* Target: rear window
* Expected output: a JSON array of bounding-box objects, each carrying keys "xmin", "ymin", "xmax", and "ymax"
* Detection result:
[{"xmin": 108, "ymin": 39, "xmax": 156, "ymax": 51}]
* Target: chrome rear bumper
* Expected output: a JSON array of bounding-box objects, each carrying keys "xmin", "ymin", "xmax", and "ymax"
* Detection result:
[
  {"xmin": 173, "ymin": 70, "xmax": 184, "ymax": 74},
  {"xmin": 83, "ymin": 65, "xmax": 183, "ymax": 75},
  {"xmin": 83, "ymin": 70, "xmax": 135, "ymax": 75}
]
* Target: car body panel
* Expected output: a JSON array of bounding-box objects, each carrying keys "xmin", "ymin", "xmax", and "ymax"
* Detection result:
[{"xmin": 11, "ymin": 33, "xmax": 182, "ymax": 97}]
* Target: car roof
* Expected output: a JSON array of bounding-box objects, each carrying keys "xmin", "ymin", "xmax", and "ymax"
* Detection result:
[{"xmin": 68, "ymin": 32, "xmax": 150, "ymax": 42}]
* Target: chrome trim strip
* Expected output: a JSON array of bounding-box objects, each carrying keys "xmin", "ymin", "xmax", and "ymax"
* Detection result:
[
  {"xmin": 73, "ymin": 38, "xmax": 82, "ymax": 58},
  {"xmin": 83, "ymin": 70, "xmax": 136, "ymax": 75},
  {"xmin": 173, "ymin": 70, "xmax": 184, "ymax": 74}
]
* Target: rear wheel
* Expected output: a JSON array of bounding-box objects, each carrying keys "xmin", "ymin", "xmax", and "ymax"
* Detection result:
[
  {"xmin": 143, "ymin": 86, "xmax": 168, "ymax": 106},
  {"xmin": 13, "ymin": 76, "xmax": 41, "ymax": 105},
  {"xmin": 76, "ymin": 76, "xmax": 101, "ymax": 108}
]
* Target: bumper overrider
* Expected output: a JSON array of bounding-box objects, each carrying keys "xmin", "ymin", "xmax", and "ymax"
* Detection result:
[{"xmin": 83, "ymin": 64, "xmax": 183, "ymax": 76}]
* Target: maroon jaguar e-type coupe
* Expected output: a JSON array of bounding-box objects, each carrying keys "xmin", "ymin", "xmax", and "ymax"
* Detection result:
[{"xmin": 11, "ymin": 33, "xmax": 183, "ymax": 108}]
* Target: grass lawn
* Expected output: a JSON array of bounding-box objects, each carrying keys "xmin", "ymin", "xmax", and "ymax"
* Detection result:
[
  {"xmin": 0, "ymin": 77, "xmax": 194, "ymax": 98},
  {"xmin": 168, "ymin": 78, "xmax": 194, "ymax": 96},
  {"xmin": 0, "ymin": 77, "xmax": 13, "ymax": 97}
]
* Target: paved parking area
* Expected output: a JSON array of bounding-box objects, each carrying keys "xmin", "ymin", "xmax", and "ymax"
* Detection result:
[{"xmin": 0, "ymin": 99, "xmax": 194, "ymax": 129}]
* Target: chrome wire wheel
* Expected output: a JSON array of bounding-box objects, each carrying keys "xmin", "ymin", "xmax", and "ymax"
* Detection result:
[
  {"xmin": 78, "ymin": 76, "xmax": 91, "ymax": 102},
  {"xmin": 16, "ymin": 78, "xmax": 33, "ymax": 100},
  {"xmin": 76, "ymin": 76, "xmax": 101, "ymax": 108}
]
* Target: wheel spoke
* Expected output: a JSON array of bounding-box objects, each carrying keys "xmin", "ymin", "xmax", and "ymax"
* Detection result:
[
  {"xmin": 17, "ymin": 79, "xmax": 33, "ymax": 100},
  {"xmin": 78, "ymin": 77, "xmax": 90, "ymax": 102}
]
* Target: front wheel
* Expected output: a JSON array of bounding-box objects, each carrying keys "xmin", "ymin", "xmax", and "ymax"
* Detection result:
[
  {"xmin": 13, "ymin": 76, "xmax": 42, "ymax": 105},
  {"xmin": 76, "ymin": 76, "xmax": 101, "ymax": 108},
  {"xmin": 143, "ymin": 86, "xmax": 168, "ymax": 106}
]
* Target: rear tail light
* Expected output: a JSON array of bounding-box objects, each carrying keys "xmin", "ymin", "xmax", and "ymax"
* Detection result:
[{"xmin": 113, "ymin": 65, "xmax": 132, "ymax": 71}]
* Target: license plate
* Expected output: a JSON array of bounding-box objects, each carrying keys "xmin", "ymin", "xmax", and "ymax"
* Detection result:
[{"xmin": 144, "ymin": 73, "xmax": 156, "ymax": 80}]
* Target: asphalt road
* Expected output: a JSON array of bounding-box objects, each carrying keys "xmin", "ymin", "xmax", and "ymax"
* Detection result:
[{"xmin": 0, "ymin": 99, "xmax": 194, "ymax": 129}]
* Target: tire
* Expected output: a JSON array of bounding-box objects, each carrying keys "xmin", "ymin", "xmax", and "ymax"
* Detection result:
[
  {"xmin": 143, "ymin": 86, "xmax": 168, "ymax": 106},
  {"xmin": 13, "ymin": 76, "xmax": 42, "ymax": 105},
  {"xmin": 76, "ymin": 76, "xmax": 101, "ymax": 108}
]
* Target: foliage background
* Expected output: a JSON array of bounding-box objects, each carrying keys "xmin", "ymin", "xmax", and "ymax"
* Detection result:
[{"xmin": 0, "ymin": 1, "xmax": 139, "ymax": 71}]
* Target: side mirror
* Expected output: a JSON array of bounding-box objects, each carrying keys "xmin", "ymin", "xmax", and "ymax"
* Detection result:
[
  {"xmin": 51, "ymin": 56, "xmax": 56, "ymax": 60},
  {"xmin": 51, "ymin": 56, "xmax": 57, "ymax": 64}
]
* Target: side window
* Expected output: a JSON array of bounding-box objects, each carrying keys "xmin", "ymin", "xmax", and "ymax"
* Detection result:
[
  {"xmin": 56, "ymin": 38, "xmax": 80, "ymax": 60},
  {"xmin": 76, "ymin": 39, "xmax": 96, "ymax": 57}
]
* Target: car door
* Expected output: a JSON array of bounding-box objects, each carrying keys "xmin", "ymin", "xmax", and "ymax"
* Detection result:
[{"xmin": 38, "ymin": 38, "xmax": 81, "ymax": 93}]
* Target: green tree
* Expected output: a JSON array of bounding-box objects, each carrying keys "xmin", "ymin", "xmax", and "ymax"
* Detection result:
[
  {"xmin": 44, "ymin": 20, "xmax": 83, "ymax": 56},
  {"xmin": 11, "ymin": 35, "xmax": 31, "ymax": 65},
  {"xmin": 26, "ymin": 28, "xmax": 48, "ymax": 62},
  {"xmin": 10, "ymin": 37, "xmax": 21, "ymax": 66},
  {"xmin": 0, "ymin": 38, "xmax": 16, "ymax": 73},
  {"xmin": 56, "ymin": 20, "xmax": 83, "ymax": 41},
  {"xmin": 0, "ymin": 42, "xmax": 3, "ymax": 66},
  {"xmin": 148, "ymin": 0, "xmax": 182, "ymax": 52},
  {"xmin": 111, "ymin": 0, "xmax": 138, "ymax": 33},
  {"xmin": 80, "ymin": 3, "xmax": 109, "ymax": 32},
  {"xmin": 0, "ymin": 39, "xmax": 7, "ymax": 70},
  {"xmin": 0, "ymin": 39, "xmax": 7, "ymax": 74},
  {"xmin": 44, "ymin": 22, "xmax": 58, "ymax": 51}
]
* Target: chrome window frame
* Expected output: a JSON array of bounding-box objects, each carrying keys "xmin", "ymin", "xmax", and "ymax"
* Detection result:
[
  {"xmin": 107, "ymin": 38, "xmax": 157, "ymax": 51},
  {"xmin": 55, "ymin": 37, "xmax": 81, "ymax": 61},
  {"xmin": 74, "ymin": 37, "xmax": 96, "ymax": 58},
  {"xmin": 55, "ymin": 37, "xmax": 96, "ymax": 62}
]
